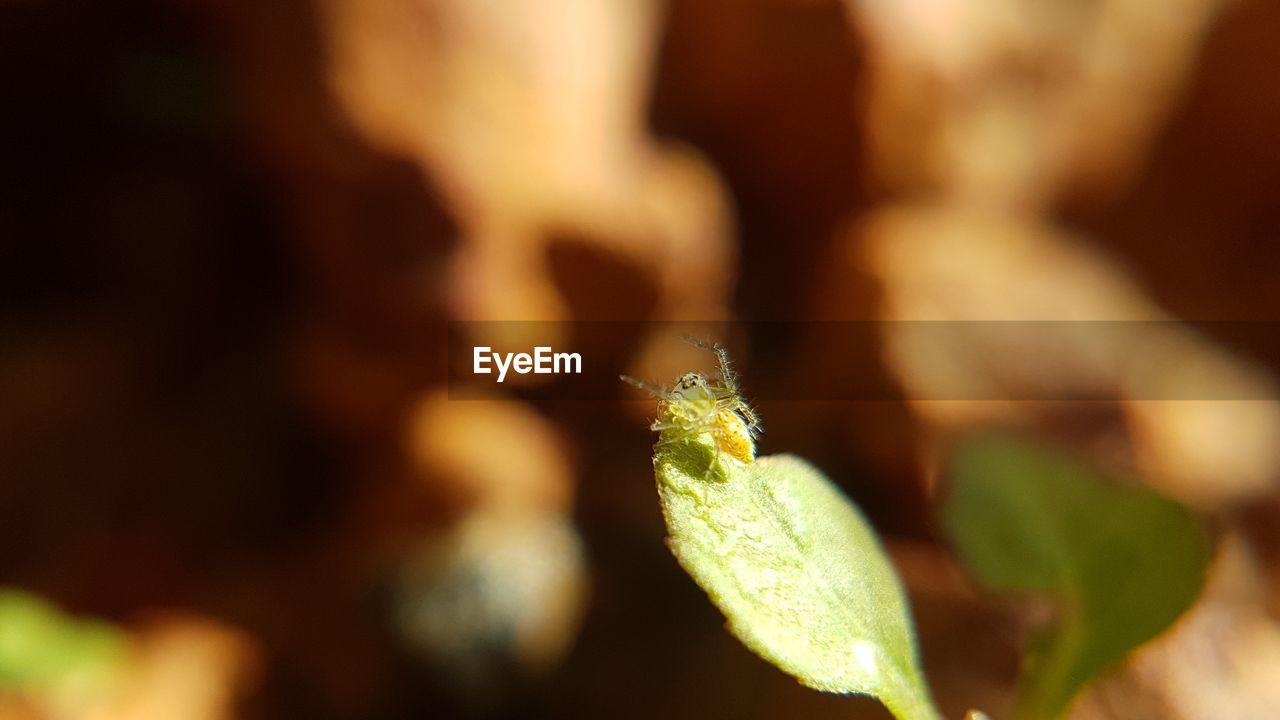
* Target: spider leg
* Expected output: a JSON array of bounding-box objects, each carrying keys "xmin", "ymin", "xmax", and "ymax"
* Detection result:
[
  {"xmin": 680, "ymin": 336, "xmax": 741, "ymax": 395},
  {"xmin": 708, "ymin": 387, "xmax": 763, "ymax": 439},
  {"xmin": 620, "ymin": 374, "xmax": 675, "ymax": 401},
  {"xmin": 735, "ymin": 403, "xmax": 764, "ymax": 437},
  {"xmin": 654, "ymin": 426, "xmax": 700, "ymax": 447},
  {"xmin": 704, "ymin": 434, "xmax": 723, "ymax": 482},
  {"xmin": 679, "ymin": 335, "xmax": 718, "ymax": 353}
]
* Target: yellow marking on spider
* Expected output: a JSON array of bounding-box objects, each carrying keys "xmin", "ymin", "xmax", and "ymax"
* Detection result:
[
  {"xmin": 621, "ymin": 337, "xmax": 762, "ymax": 477},
  {"xmin": 712, "ymin": 408, "xmax": 756, "ymax": 464}
]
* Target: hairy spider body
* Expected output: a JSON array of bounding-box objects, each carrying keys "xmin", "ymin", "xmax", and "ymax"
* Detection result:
[{"xmin": 622, "ymin": 339, "xmax": 762, "ymax": 476}]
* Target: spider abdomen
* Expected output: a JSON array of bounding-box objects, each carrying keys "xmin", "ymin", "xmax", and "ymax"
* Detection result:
[{"xmin": 714, "ymin": 408, "xmax": 756, "ymax": 464}]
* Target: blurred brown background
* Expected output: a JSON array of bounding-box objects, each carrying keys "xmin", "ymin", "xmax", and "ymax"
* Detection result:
[{"xmin": 2, "ymin": 0, "xmax": 1279, "ymax": 718}]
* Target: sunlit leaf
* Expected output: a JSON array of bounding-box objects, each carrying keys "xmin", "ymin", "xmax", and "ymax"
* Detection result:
[
  {"xmin": 943, "ymin": 434, "xmax": 1211, "ymax": 720},
  {"xmin": 654, "ymin": 439, "xmax": 941, "ymax": 720}
]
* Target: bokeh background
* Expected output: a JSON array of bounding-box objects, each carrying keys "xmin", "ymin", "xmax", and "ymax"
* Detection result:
[{"xmin": 3, "ymin": 0, "xmax": 1280, "ymax": 718}]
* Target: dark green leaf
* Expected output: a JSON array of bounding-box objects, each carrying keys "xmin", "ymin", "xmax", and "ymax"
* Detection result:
[{"xmin": 943, "ymin": 434, "xmax": 1211, "ymax": 719}]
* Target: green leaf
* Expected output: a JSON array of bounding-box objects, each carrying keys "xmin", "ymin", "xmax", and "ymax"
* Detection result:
[
  {"xmin": 654, "ymin": 438, "xmax": 941, "ymax": 720},
  {"xmin": 0, "ymin": 589, "xmax": 125, "ymax": 692},
  {"xmin": 943, "ymin": 434, "xmax": 1211, "ymax": 720}
]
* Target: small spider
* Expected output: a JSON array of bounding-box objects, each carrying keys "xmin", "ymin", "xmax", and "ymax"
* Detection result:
[{"xmin": 621, "ymin": 337, "xmax": 762, "ymax": 477}]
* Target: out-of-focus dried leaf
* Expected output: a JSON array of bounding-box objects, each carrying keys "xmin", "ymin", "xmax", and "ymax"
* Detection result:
[
  {"xmin": 320, "ymin": 0, "xmax": 737, "ymax": 351},
  {"xmin": 0, "ymin": 603, "xmax": 259, "ymax": 720},
  {"xmin": 104, "ymin": 615, "xmax": 261, "ymax": 720},
  {"xmin": 394, "ymin": 390, "xmax": 587, "ymax": 700},
  {"xmin": 393, "ymin": 509, "xmax": 587, "ymax": 698},
  {"xmin": 843, "ymin": 0, "xmax": 1232, "ymax": 204},
  {"xmin": 850, "ymin": 205, "xmax": 1280, "ymax": 508},
  {"xmin": 406, "ymin": 390, "xmax": 573, "ymax": 515}
]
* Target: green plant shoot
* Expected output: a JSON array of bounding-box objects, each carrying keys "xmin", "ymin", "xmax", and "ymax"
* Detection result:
[
  {"xmin": 943, "ymin": 433, "xmax": 1211, "ymax": 720},
  {"xmin": 624, "ymin": 340, "xmax": 941, "ymax": 720}
]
